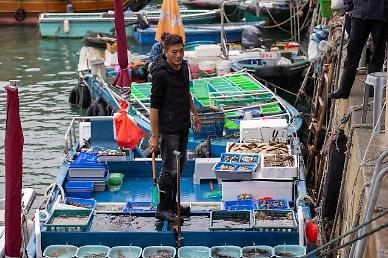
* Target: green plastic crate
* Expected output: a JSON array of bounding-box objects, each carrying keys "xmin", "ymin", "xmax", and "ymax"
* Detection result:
[
  {"xmin": 260, "ymin": 103, "xmax": 282, "ymax": 114},
  {"xmin": 44, "ymin": 209, "xmax": 94, "ymax": 232}
]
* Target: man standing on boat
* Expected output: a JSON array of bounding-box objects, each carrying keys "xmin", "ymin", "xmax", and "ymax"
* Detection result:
[{"xmin": 148, "ymin": 34, "xmax": 202, "ymax": 221}]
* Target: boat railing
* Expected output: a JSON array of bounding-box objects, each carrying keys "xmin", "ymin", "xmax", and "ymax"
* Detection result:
[{"xmin": 64, "ymin": 116, "xmax": 114, "ymax": 156}]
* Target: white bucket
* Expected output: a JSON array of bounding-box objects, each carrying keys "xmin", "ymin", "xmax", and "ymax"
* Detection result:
[
  {"xmin": 198, "ymin": 61, "xmax": 216, "ymax": 77},
  {"xmin": 216, "ymin": 60, "xmax": 231, "ymax": 76}
]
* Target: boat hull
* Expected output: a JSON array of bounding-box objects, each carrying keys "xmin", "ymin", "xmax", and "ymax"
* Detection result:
[
  {"xmin": 39, "ymin": 10, "xmax": 221, "ymax": 38},
  {"xmin": 0, "ymin": 0, "xmax": 132, "ymax": 25}
]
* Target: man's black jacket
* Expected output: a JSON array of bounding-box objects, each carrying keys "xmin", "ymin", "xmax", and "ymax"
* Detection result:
[
  {"xmin": 150, "ymin": 54, "xmax": 191, "ymax": 135},
  {"xmin": 344, "ymin": 0, "xmax": 388, "ymax": 21}
]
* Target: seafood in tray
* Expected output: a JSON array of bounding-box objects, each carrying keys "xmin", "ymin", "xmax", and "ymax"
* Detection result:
[
  {"xmin": 220, "ymin": 153, "xmax": 260, "ymax": 164},
  {"xmin": 263, "ymin": 154, "xmax": 294, "ymax": 167},
  {"xmin": 95, "ymin": 202, "xmax": 125, "ymax": 213},
  {"xmin": 254, "ymin": 210, "xmax": 296, "ymax": 230},
  {"xmin": 210, "ymin": 210, "xmax": 253, "ymax": 231},
  {"xmin": 226, "ymin": 142, "xmax": 290, "ymax": 155}
]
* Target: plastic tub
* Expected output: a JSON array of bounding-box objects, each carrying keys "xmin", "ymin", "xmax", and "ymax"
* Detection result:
[
  {"xmin": 77, "ymin": 245, "xmax": 110, "ymax": 258},
  {"xmin": 210, "ymin": 246, "xmax": 242, "ymax": 258},
  {"xmin": 43, "ymin": 245, "xmax": 78, "ymax": 258},
  {"xmin": 216, "ymin": 60, "xmax": 231, "ymax": 76},
  {"xmin": 242, "ymin": 246, "xmax": 274, "ymax": 258},
  {"xmin": 142, "ymin": 246, "xmax": 176, "ymax": 258},
  {"xmin": 108, "ymin": 246, "xmax": 142, "ymax": 258},
  {"xmin": 199, "ymin": 61, "xmax": 216, "ymax": 77},
  {"xmin": 178, "ymin": 246, "xmax": 210, "ymax": 258},
  {"xmin": 256, "ymin": 199, "xmax": 290, "ymax": 210},
  {"xmin": 274, "ymin": 245, "xmax": 306, "ymax": 257},
  {"xmin": 224, "ymin": 200, "xmax": 255, "ymax": 211}
]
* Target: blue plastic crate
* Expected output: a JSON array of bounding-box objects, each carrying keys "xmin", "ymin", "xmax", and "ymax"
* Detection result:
[
  {"xmin": 65, "ymin": 182, "xmax": 94, "ymax": 198},
  {"xmin": 213, "ymin": 162, "xmax": 256, "ymax": 181},
  {"xmin": 256, "ymin": 199, "xmax": 290, "ymax": 210},
  {"xmin": 123, "ymin": 201, "xmax": 154, "ymax": 213},
  {"xmin": 224, "ymin": 200, "xmax": 255, "ymax": 211},
  {"xmin": 220, "ymin": 153, "xmax": 241, "ymax": 163},
  {"xmin": 64, "ymin": 197, "xmax": 96, "ymax": 209}
]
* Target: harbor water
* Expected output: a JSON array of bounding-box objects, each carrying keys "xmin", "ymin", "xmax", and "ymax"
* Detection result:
[{"xmin": 0, "ymin": 26, "xmax": 148, "ymax": 204}]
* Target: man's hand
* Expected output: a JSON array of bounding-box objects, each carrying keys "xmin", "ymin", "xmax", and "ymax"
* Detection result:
[
  {"xmin": 193, "ymin": 114, "xmax": 202, "ymax": 132},
  {"xmin": 148, "ymin": 135, "xmax": 159, "ymax": 153},
  {"xmin": 346, "ymin": 11, "xmax": 352, "ymax": 18}
]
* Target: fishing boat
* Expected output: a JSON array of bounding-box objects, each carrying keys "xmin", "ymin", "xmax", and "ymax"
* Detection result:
[
  {"xmin": 230, "ymin": 52, "xmax": 310, "ymax": 95},
  {"xmin": 130, "ymin": 21, "xmax": 265, "ymax": 45},
  {"xmin": 181, "ymin": 0, "xmax": 243, "ymax": 22},
  {"xmin": 0, "ymin": 0, "xmax": 148, "ymax": 25},
  {"xmin": 24, "ymin": 65, "xmax": 315, "ymax": 257},
  {"xmin": 39, "ymin": 10, "xmax": 222, "ymax": 38}
]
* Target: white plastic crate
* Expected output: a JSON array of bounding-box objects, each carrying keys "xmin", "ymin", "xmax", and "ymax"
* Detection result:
[
  {"xmin": 260, "ymin": 154, "xmax": 298, "ymax": 179},
  {"xmin": 239, "ymin": 119, "xmax": 288, "ymax": 143}
]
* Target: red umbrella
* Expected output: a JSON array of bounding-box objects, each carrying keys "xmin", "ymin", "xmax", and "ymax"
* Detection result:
[
  {"xmin": 4, "ymin": 83, "xmax": 24, "ymax": 257},
  {"xmin": 112, "ymin": 0, "xmax": 132, "ymax": 96}
]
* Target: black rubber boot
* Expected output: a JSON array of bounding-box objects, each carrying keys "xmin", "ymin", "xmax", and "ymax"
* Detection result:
[
  {"xmin": 329, "ymin": 69, "xmax": 355, "ymax": 99},
  {"xmin": 155, "ymin": 172, "xmax": 177, "ymax": 222}
]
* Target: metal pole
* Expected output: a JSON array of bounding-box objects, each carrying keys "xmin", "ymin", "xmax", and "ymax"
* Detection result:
[
  {"xmin": 174, "ymin": 150, "xmax": 182, "ymax": 248},
  {"xmin": 353, "ymin": 150, "xmax": 388, "ymax": 258}
]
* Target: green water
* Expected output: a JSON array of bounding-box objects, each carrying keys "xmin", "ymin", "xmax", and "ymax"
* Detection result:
[{"xmin": 0, "ymin": 26, "xmax": 149, "ymax": 203}]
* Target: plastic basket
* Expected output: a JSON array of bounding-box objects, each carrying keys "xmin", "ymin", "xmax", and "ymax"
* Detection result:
[
  {"xmin": 44, "ymin": 209, "xmax": 94, "ymax": 232},
  {"xmin": 43, "ymin": 245, "xmax": 78, "ymax": 258},
  {"xmin": 210, "ymin": 210, "xmax": 253, "ymax": 231},
  {"xmin": 253, "ymin": 209, "xmax": 297, "ymax": 231},
  {"xmin": 256, "ymin": 199, "xmax": 290, "ymax": 210},
  {"xmin": 108, "ymin": 246, "xmax": 142, "ymax": 258},
  {"xmin": 224, "ymin": 200, "xmax": 255, "ymax": 211},
  {"xmin": 274, "ymin": 245, "xmax": 306, "ymax": 257},
  {"xmin": 64, "ymin": 197, "xmax": 96, "ymax": 209},
  {"xmin": 142, "ymin": 246, "xmax": 176, "ymax": 258},
  {"xmin": 210, "ymin": 246, "xmax": 242, "ymax": 258},
  {"xmin": 77, "ymin": 245, "xmax": 110, "ymax": 258},
  {"xmin": 242, "ymin": 246, "xmax": 274, "ymax": 258},
  {"xmin": 213, "ymin": 162, "xmax": 256, "ymax": 181},
  {"xmin": 178, "ymin": 246, "xmax": 210, "ymax": 258},
  {"xmin": 192, "ymin": 107, "xmax": 225, "ymax": 139}
]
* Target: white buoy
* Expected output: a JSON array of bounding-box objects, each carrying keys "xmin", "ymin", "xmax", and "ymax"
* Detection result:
[{"xmin": 63, "ymin": 19, "xmax": 70, "ymax": 34}]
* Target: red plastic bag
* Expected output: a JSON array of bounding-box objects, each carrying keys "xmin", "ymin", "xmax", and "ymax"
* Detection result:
[{"xmin": 114, "ymin": 108, "xmax": 146, "ymax": 149}]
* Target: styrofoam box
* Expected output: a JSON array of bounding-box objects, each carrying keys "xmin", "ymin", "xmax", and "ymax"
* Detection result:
[
  {"xmin": 259, "ymin": 154, "xmax": 298, "ymax": 179},
  {"xmin": 79, "ymin": 122, "xmax": 91, "ymax": 147},
  {"xmin": 222, "ymin": 180, "xmax": 293, "ymax": 201},
  {"xmin": 194, "ymin": 158, "xmax": 219, "ymax": 184},
  {"xmin": 240, "ymin": 119, "xmax": 288, "ymax": 143},
  {"xmin": 104, "ymin": 50, "xmax": 131, "ymax": 67},
  {"xmin": 194, "ymin": 44, "xmax": 221, "ymax": 58}
]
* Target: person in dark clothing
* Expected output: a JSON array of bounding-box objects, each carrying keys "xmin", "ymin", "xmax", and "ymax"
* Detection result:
[
  {"xmin": 148, "ymin": 34, "xmax": 202, "ymax": 221},
  {"xmin": 329, "ymin": 0, "xmax": 388, "ymax": 99},
  {"xmin": 147, "ymin": 32, "xmax": 170, "ymax": 64}
]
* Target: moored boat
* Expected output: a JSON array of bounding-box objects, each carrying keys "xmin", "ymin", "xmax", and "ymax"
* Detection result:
[
  {"xmin": 39, "ymin": 9, "xmax": 222, "ymax": 38},
  {"xmin": 0, "ymin": 0, "xmax": 147, "ymax": 25},
  {"xmin": 130, "ymin": 21, "xmax": 265, "ymax": 45}
]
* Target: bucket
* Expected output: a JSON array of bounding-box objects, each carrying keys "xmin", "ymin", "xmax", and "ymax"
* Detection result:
[
  {"xmin": 216, "ymin": 60, "xmax": 231, "ymax": 76},
  {"xmin": 319, "ymin": 0, "xmax": 332, "ymax": 18},
  {"xmin": 199, "ymin": 61, "xmax": 216, "ymax": 78}
]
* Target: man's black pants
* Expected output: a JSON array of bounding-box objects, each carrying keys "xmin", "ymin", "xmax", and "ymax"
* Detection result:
[
  {"xmin": 157, "ymin": 129, "xmax": 189, "ymax": 211},
  {"xmin": 339, "ymin": 18, "xmax": 388, "ymax": 95}
]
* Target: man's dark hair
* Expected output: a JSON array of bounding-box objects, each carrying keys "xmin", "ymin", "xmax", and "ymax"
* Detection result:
[{"xmin": 163, "ymin": 34, "xmax": 184, "ymax": 49}]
